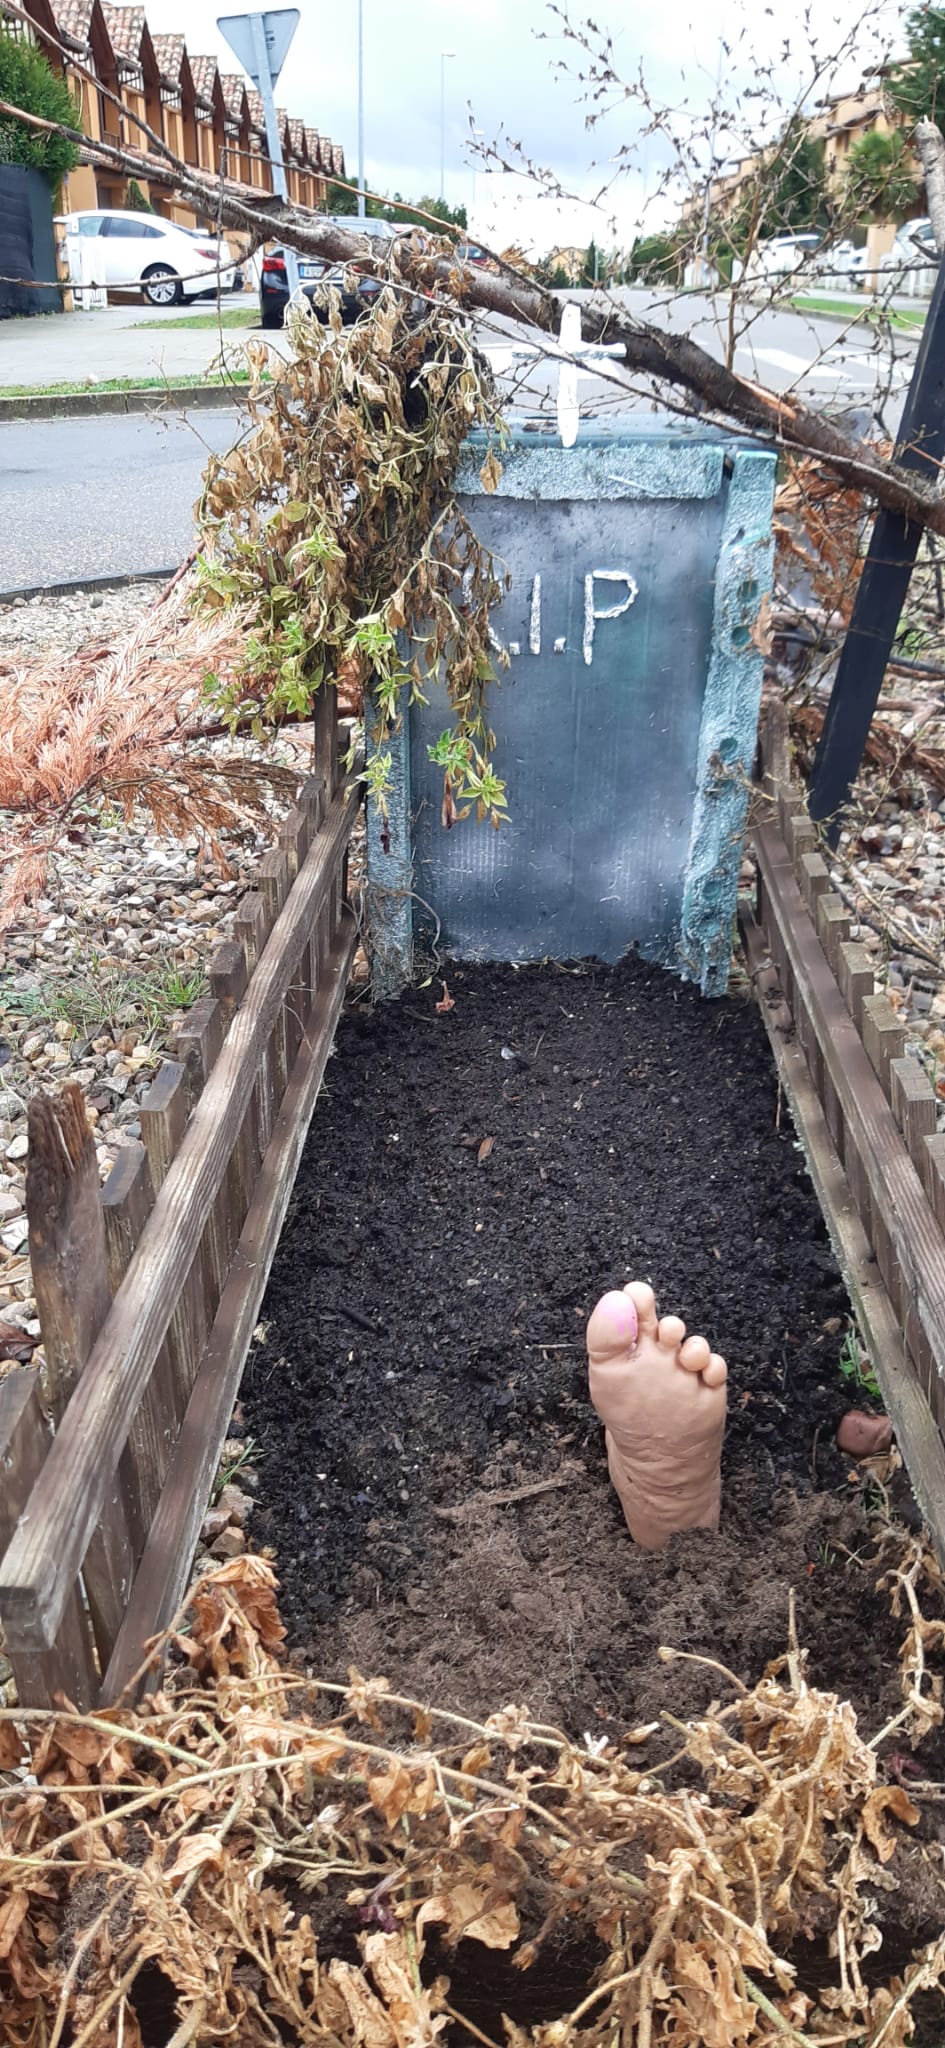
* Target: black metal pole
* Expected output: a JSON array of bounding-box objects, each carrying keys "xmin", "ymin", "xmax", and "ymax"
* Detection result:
[{"xmin": 808, "ymin": 251, "xmax": 945, "ymax": 834}]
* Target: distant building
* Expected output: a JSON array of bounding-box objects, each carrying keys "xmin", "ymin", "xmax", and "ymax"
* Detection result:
[{"xmin": 1, "ymin": 0, "xmax": 345, "ymax": 230}]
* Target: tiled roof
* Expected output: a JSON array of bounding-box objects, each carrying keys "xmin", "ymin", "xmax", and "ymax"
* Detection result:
[
  {"xmin": 331, "ymin": 141, "xmax": 343, "ymax": 176},
  {"xmin": 288, "ymin": 116, "xmax": 305, "ymax": 156},
  {"xmin": 152, "ymin": 30, "xmax": 184, "ymax": 84},
  {"xmin": 101, "ymin": 3, "xmax": 143, "ymax": 59},
  {"xmin": 188, "ymin": 52, "xmax": 217, "ymax": 106},
  {"xmin": 245, "ymin": 86, "xmax": 266, "ymax": 134},
  {"xmin": 219, "ymin": 71, "xmax": 246, "ymax": 121},
  {"xmin": 51, "ymin": 0, "xmax": 94, "ymax": 49}
]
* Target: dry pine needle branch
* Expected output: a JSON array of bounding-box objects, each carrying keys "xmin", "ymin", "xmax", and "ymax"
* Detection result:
[{"xmin": 2, "ymin": 1541, "xmax": 945, "ymax": 2048}]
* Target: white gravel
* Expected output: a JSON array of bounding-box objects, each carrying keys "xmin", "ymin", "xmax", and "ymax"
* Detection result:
[{"xmin": 0, "ymin": 579, "xmax": 326, "ymax": 1368}]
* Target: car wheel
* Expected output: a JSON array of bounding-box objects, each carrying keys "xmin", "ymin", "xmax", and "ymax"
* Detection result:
[
  {"xmin": 260, "ymin": 308, "xmax": 285, "ymax": 330},
  {"xmin": 142, "ymin": 265, "xmax": 183, "ymax": 308}
]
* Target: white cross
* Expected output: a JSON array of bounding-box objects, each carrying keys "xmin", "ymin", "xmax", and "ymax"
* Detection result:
[{"xmin": 483, "ymin": 300, "xmax": 627, "ymax": 447}]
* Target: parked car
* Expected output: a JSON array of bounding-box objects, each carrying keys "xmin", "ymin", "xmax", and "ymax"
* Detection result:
[
  {"xmin": 55, "ymin": 209, "xmax": 238, "ymax": 306},
  {"xmin": 259, "ymin": 222, "xmax": 394, "ymax": 330},
  {"xmin": 880, "ymin": 216, "xmax": 939, "ymax": 296},
  {"xmin": 742, "ymin": 232, "xmax": 821, "ymax": 284}
]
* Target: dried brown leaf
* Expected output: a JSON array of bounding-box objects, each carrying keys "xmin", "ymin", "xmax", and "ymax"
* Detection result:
[{"xmin": 861, "ymin": 1784, "xmax": 921, "ymax": 1863}]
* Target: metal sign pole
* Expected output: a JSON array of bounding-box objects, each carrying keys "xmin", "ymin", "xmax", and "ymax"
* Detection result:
[
  {"xmin": 218, "ymin": 9, "xmax": 301, "ymax": 297},
  {"xmin": 248, "ymin": 13, "xmax": 298, "ymax": 298},
  {"xmin": 809, "ymin": 254, "xmax": 945, "ymax": 834}
]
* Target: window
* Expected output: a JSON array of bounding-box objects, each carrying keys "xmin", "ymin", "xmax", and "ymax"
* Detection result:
[
  {"xmin": 102, "ymin": 216, "xmax": 164, "ymax": 238},
  {"xmin": 76, "ymin": 215, "xmax": 104, "ymax": 236}
]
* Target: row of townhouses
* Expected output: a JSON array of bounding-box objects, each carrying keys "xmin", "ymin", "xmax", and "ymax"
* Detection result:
[{"xmin": 2, "ymin": 0, "xmax": 345, "ymax": 229}]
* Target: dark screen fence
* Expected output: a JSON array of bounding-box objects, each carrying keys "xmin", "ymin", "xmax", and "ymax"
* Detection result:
[{"xmin": 0, "ymin": 164, "xmax": 61, "ymax": 318}]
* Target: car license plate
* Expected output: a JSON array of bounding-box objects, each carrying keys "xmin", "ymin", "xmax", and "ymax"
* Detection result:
[{"xmin": 298, "ymin": 262, "xmax": 320, "ymax": 279}]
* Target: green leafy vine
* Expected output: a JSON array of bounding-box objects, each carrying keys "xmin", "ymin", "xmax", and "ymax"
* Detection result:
[{"xmin": 194, "ymin": 275, "xmax": 511, "ymax": 827}]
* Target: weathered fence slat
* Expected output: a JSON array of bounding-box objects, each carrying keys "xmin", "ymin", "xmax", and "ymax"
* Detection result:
[
  {"xmin": 0, "ymin": 1372, "xmax": 98, "ymax": 1708},
  {"xmin": 862, "ymin": 994, "xmax": 905, "ymax": 1096},
  {"xmin": 299, "ymin": 776, "xmax": 326, "ymax": 1004},
  {"xmin": 140, "ymin": 1062, "xmax": 209, "ymax": 1411},
  {"xmin": 754, "ymin": 823, "xmax": 945, "ymax": 1368},
  {"xmin": 740, "ymin": 908, "xmax": 945, "ymax": 1563},
  {"xmin": 259, "ymin": 848, "xmax": 291, "ymax": 1101},
  {"xmin": 0, "ymin": 778, "xmax": 358, "ymax": 1654},
  {"xmin": 26, "ymin": 1087, "xmax": 137, "ymax": 1661},
  {"xmin": 891, "ymin": 1057, "xmax": 938, "ymax": 1178},
  {"xmin": 815, "ymin": 894, "xmax": 850, "ymax": 975},
  {"xmin": 102, "ymin": 913, "xmax": 358, "ymax": 1701},
  {"xmin": 102, "ymin": 1143, "xmax": 174, "ymax": 1527},
  {"xmin": 169, "ymin": 997, "xmax": 232, "ymax": 1314},
  {"xmin": 836, "ymin": 940, "xmax": 874, "ymax": 1030},
  {"xmin": 750, "ymin": 798, "xmax": 945, "ymax": 1564},
  {"xmin": 236, "ymin": 889, "xmax": 276, "ymax": 1152},
  {"xmin": 209, "ymin": 939, "xmax": 257, "ymax": 1226}
]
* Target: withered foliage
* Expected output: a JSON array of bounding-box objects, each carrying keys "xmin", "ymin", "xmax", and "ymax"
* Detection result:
[
  {"xmin": 2, "ymin": 1544, "xmax": 944, "ymax": 2048},
  {"xmin": 0, "ymin": 577, "xmax": 298, "ymax": 928},
  {"xmin": 194, "ymin": 280, "xmax": 510, "ymax": 829},
  {"xmin": 774, "ymin": 455, "xmax": 889, "ymax": 631}
]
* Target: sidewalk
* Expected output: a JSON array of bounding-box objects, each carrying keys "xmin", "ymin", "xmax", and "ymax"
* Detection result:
[{"xmin": 0, "ymin": 298, "xmax": 289, "ymax": 392}]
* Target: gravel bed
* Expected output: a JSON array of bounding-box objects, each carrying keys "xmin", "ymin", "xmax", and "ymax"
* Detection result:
[
  {"xmin": 0, "ymin": 582, "xmax": 159, "ymax": 662},
  {"xmin": 0, "ymin": 579, "xmax": 325, "ymax": 1367}
]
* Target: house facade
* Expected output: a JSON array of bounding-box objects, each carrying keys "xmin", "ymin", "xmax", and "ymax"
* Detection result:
[{"xmin": 2, "ymin": 0, "xmax": 342, "ymax": 230}]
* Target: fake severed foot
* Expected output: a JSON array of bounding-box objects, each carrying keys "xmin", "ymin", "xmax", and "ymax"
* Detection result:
[{"xmin": 587, "ymin": 1281, "xmax": 727, "ymax": 1549}]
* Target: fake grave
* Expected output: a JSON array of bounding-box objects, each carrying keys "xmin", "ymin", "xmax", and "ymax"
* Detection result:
[{"xmin": 367, "ymin": 418, "xmax": 777, "ymax": 997}]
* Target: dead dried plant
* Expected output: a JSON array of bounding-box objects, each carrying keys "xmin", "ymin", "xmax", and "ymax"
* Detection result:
[
  {"xmin": 2, "ymin": 1543, "xmax": 944, "ymax": 2048},
  {"xmin": 194, "ymin": 284, "xmax": 510, "ymax": 830},
  {"xmin": 774, "ymin": 454, "xmax": 892, "ymax": 633},
  {"xmin": 0, "ymin": 577, "xmax": 299, "ymax": 928}
]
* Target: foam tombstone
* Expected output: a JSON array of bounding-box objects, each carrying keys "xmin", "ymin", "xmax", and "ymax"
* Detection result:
[{"xmin": 587, "ymin": 1282, "xmax": 727, "ymax": 1549}]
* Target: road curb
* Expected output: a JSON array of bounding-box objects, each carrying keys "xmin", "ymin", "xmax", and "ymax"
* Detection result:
[
  {"xmin": 0, "ymin": 382, "xmax": 245, "ymax": 422},
  {"xmin": 0, "ymin": 565, "xmax": 178, "ymax": 606}
]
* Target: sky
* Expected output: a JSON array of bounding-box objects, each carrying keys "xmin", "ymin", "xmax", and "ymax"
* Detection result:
[{"xmin": 140, "ymin": 0, "xmax": 907, "ymax": 255}]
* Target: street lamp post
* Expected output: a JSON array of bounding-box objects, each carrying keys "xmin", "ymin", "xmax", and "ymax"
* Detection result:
[
  {"xmin": 468, "ymin": 123, "xmax": 484, "ymax": 221},
  {"xmin": 440, "ymin": 49, "xmax": 455, "ymax": 205},
  {"xmin": 357, "ymin": 0, "xmax": 366, "ymax": 218}
]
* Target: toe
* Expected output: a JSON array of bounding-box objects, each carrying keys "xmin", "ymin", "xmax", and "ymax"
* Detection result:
[
  {"xmin": 679, "ymin": 1334, "xmax": 711, "ymax": 1375},
  {"xmin": 703, "ymin": 1352, "xmax": 727, "ymax": 1388},
  {"xmin": 587, "ymin": 1289, "xmax": 639, "ymax": 1360},
  {"xmin": 624, "ymin": 1282, "xmax": 658, "ymax": 1338},
  {"xmin": 658, "ymin": 1314, "xmax": 686, "ymax": 1353}
]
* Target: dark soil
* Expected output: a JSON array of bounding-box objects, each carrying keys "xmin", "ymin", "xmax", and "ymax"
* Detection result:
[
  {"xmin": 240, "ymin": 950, "xmax": 934, "ymax": 1753},
  {"xmin": 240, "ymin": 950, "xmax": 945, "ymax": 1770},
  {"xmin": 233, "ymin": 953, "xmax": 945, "ymax": 2037}
]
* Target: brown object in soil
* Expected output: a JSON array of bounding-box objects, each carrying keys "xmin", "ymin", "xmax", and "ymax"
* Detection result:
[
  {"xmin": 837, "ymin": 1408, "xmax": 894, "ymax": 1458},
  {"xmin": 587, "ymin": 1281, "xmax": 727, "ymax": 1549}
]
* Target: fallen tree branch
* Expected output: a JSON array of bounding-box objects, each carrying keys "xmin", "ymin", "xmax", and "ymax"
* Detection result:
[{"xmin": 4, "ymin": 0, "xmax": 945, "ymax": 545}]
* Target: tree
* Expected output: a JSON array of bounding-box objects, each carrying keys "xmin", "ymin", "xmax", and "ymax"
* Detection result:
[
  {"xmin": 627, "ymin": 233, "xmax": 682, "ymax": 284},
  {"xmin": 887, "ymin": 7, "xmax": 945, "ymax": 131},
  {"xmin": 323, "ymin": 180, "xmax": 467, "ymax": 232},
  {"xmin": 725, "ymin": 121, "xmax": 827, "ymax": 258},
  {"xmin": 376, "ymin": 192, "xmax": 467, "ymax": 231},
  {"xmin": 125, "ymin": 176, "xmax": 155, "ymax": 213},
  {"xmin": 0, "ymin": 29, "xmax": 79, "ymax": 186},
  {"xmin": 844, "ymin": 130, "xmax": 919, "ymax": 222},
  {"xmin": 580, "ymin": 238, "xmax": 601, "ymax": 285}
]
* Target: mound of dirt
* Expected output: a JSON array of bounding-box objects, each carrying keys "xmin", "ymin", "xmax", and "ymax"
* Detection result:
[{"xmin": 240, "ymin": 955, "xmax": 938, "ymax": 1760}]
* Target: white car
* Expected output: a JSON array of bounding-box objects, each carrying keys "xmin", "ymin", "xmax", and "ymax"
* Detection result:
[
  {"xmin": 55, "ymin": 209, "xmax": 237, "ymax": 307},
  {"xmin": 744, "ymin": 232, "xmax": 821, "ymax": 284}
]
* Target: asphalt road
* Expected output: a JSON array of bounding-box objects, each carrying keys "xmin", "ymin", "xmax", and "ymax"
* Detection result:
[
  {"xmin": 0, "ymin": 291, "xmax": 919, "ymax": 591},
  {"xmin": 0, "ymin": 409, "xmax": 240, "ymax": 593}
]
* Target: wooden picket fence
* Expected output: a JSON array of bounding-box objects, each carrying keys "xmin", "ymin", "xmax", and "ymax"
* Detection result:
[
  {"xmin": 0, "ymin": 695, "xmax": 360, "ymax": 1707},
  {"xmin": 744, "ymin": 702, "xmax": 945, "ymax": 1562}
]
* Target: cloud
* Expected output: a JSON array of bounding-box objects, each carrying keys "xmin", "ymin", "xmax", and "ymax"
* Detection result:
[{"xmin": 142, "ymin": 0, "xmax": 907, "ymax": 250}]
